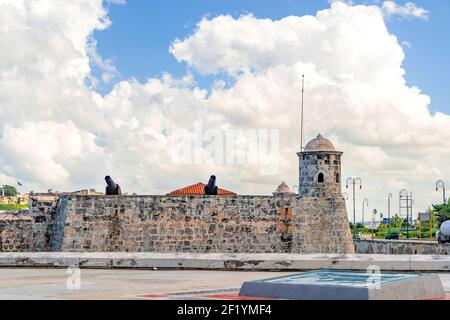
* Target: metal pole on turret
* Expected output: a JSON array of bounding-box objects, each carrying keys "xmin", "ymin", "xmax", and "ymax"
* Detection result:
[
  {"xmin": 300, "ymin": 74, "xmax": 305, "ymax": 152},
  {"xmin": 298, "ymin": 75, "xmax": 305, "ymax": 197}
]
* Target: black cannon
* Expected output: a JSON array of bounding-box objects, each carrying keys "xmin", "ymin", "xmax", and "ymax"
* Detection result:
[
  {"xmin": 105, "ymin": 176, "xmax": 122, "ymax": 196},
  {"xmin": 204, "ymin": 175, "xmax": 218, "ymax": 195}
]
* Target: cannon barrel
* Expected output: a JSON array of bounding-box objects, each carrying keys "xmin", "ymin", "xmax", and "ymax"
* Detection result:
[
  {"xmin": 205, "ymin": 175, "xmax": 218, "ymax": 195},
  {"xmin": 105, "ymin": 176, "xmax": 117, "ymax": 190}
]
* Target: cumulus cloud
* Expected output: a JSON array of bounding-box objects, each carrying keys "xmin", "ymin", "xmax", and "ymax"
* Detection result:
[
  {"xmin": 171, "ymin": 1, "xmax": 448, "ymax": 214},
  {"xmin": 105, "ymin": 0, "xmax": 126, "ymax": 4},
  {"xmin": 0, "ymin": 0, "xmax": 447, "ymax": 219},
  {"xmin": 382, "ymin": 1, "xmax": 429, "ymax": 20}
]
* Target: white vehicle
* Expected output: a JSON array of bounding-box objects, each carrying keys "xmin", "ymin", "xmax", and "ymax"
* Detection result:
[{"xmin": 436, "ymin": 220, "xmax": 450, "ymax": 244}]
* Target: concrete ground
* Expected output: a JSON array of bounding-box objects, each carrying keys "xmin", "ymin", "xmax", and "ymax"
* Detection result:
[
  {"xmin": 0, "ymin": 269, "xmax": 449, "ymax": 300},
  {"xmin": 0, "ymin": 269, "xmax": 292, "ymax": 300}
]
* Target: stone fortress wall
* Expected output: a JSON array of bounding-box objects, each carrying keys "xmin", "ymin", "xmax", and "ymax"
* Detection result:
[
  {"xmin": 1, "ymin": 191, "xmax": 448, "ymax": 255},
  {"xmin": 0, "ymin": 212, "xmax": 33, "ymax": 252},
  {"xmin": 0, "ymin": 134, "xmax": 357, "ymax": 254},
  {"xmin": 18, "ymin": 194, "xmax": 353, "ymax": 254}
]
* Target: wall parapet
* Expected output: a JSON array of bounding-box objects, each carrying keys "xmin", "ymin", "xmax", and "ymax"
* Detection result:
[{"xmin": 355, "ymin": 239, "xmax": 450, "ymax": 255}]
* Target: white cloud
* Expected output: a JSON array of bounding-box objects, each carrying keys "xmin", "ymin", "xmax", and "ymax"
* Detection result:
[
  {"xmin": 105, "ymin": 0, "xmax": 126, "ymax": 4},
  {"xmin": 87, "ymin": 37, "xmax": 119, "ymax": 87},
  {"xmin": 328, "ymin": 0, "xmax": 354, "ymax": 4},
  {"xmin": 0, "ymin": 0, "xmax": 448, "ymax": 221},
  {"xmin": 401, "ymin": 40, "xmax": 412, "ymax": 49},
  {"xmin": 2, "ymin": 121, "xmax": 103, "ymax": 186},
  {"xmin": 382, "ymin": 1, "xmax": 429, "ymax": 20}
]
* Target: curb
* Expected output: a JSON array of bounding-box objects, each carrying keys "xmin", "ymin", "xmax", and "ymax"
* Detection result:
[{"xmin": 0, "ymin": 253, "xmax": 450, "ymax": 271}]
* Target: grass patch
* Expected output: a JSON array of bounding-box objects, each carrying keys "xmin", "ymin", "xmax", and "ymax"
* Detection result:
[{"xmin": 0, "ymin": 203, "xmax": 29, "ymax": 211}]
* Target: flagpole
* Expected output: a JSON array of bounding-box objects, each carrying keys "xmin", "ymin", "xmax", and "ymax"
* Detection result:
[{"xmin": 300, "ymin": 74, "xmax": 305, "ymax": 151}]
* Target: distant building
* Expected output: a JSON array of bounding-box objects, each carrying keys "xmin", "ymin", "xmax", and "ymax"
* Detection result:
[
  {"xmin": 0, "ymin": 194, "xmax": 29, "ymax": 205},
  {"xmin": 168, "ymin": 182, "xmax": 236, "ymax": 196},
  {"xmin": 29, "ymin": 189, "xmax": 103, "ymax": 197},
  {"xmin": 273, "ymin": 182, "xmax": 294, "ymax": 196},
  {"xmin": 71, "ymin": 189, "xmax": 103, "ymax": 196}
]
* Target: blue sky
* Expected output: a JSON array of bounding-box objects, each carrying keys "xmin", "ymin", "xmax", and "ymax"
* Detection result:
[{"xmin": 94, "ymin": 0, "xmax": 450, "ymax": 115}]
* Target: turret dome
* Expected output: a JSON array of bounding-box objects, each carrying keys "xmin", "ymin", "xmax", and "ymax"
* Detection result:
[
  {"xmin": 275, "ymin": 182, "xmax": 292, "ymax": 194},
  {"xmin": 304, "ymin": 134, "xmax": 336, "ymax": 152}
]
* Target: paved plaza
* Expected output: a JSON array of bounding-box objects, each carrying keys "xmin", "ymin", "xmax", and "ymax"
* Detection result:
[
  {"xmin": 0, "ymin": 269, "xmax": 449, "ymax": 300},
  {"xmin": 0, "ymin": 269, "xmax": 291, "ymax": 300}
]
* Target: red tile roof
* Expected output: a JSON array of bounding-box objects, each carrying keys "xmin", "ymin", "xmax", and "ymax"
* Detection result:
[{"xmin": 168, "ymin": 183, "xmax": 236, "ymax": 196}]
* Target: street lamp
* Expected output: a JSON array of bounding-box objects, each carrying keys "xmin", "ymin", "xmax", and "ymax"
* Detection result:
[
  {"xmin": 346, "ymin": 177, "xmax": 362, "ymax": 240},
  {"xmin": 436, "ymin": 180, "xmax": 446, "ymax": 205},
  {"xmin": 342, "ymin": 192, "xmax": 349, "ymax": 200},
  {"xmin": 362, "ymin": 198, "xmax": 369, "ymax": 230},
  {"xmin": 400, "ymin": 189, "xmax": 413, "ymax": 239},
  {"xmin": 372, "ymin": 209, "xmax": 377, "ymax": 240},
  {"xmin": 388, "ymin": 193, "xmax": 393, "ymax": 234}
]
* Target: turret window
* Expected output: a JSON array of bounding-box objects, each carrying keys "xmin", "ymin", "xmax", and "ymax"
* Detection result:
[
  {"xmin": 336, "ymin": 173, "xmax": 340, "ymax": 183},
  {"xmin": 318, "ymin": 173, "xmax": 325, "ymax": 183}
]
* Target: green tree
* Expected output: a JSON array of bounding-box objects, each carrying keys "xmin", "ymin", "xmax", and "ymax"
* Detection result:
[
  {"xmin": 356, "ymin": 223, "xmax": 365, "ymax": 234},
  {"xmin": 431, "ymin": 201, "xmax": 450, "ymax": 226},
  {"xmin": 1, "ymin": 185, "xmax": 18, "ymax": 197},
  {"xmin": 393, "ymin": 215, "xmax": 404, "ymax": 229}
]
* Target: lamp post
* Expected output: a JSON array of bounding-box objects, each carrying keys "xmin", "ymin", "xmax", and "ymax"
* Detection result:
[
  {"xmin": 372, "ymin": 209, "xmax": 377, "ymax": 240},
  {"xmin": 342, "ymin": 192, "xmax": 349, "ymax": 200},
  {"xmin": 400, "ymin": 189, "xmax": 412, "ymax": 239},
  {"xmin": 388, "ymin": 193, "xmax": 393, "ymax": 234},
  {"xmin": 346, "ymin": 177, "xmax": 362, "ymax": 240},
  {"xmin": 362, "ymin": 198, "xmax": 369, "ymax": 232},
  {"xmin": 436, "ymin": 180, "xmax": 446, "ymax": 205}
]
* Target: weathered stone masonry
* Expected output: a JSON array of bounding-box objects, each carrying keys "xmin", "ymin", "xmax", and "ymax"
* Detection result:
[
  {"xmin": 24, "ymin": 194, "xmax": 354, "ymax": 254},
  {"xmin": 0, "ymin": 212, "xmax": 33, "ymax": 252},
  {"xmin": 29, "ymin": 194, "xmax": 61, "ymax": 252},
  {"xmin": 355, "ymin": 239, "xmax": 450, "ymax": 255}
]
